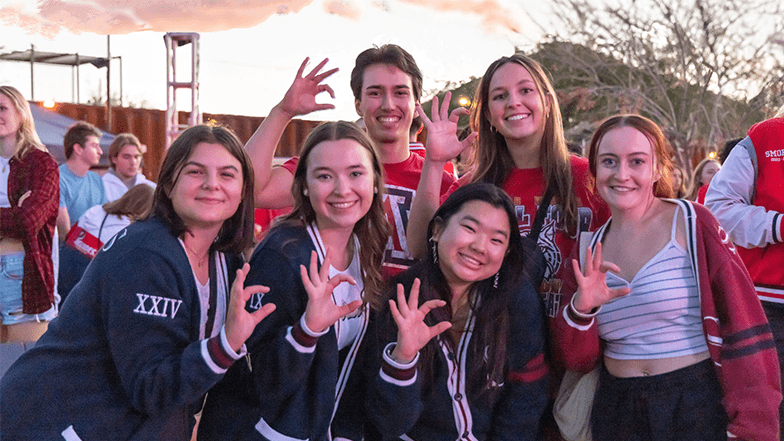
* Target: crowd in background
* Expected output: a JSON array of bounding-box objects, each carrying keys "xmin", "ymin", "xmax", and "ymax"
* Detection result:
[{"xmin": 0, "ymin": 43, "xmax": 783, "ymax": 441}]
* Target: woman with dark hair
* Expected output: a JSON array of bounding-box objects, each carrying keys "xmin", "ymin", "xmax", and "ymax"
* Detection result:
[
  {"xmin": 0, "ymin": 85, "xmax": 59, "ymax": 346},
  {"xmin": 0, "ymin": 124, "xmax": 276, "ymax": 440},
  {"xmin": 554, "ymin": 114, "xmax": 780, "ymax": 440},
  {"xmin": 365, "ymin": 182, "xmax": 548, "ymax": 441},
  {"xmin": 199, "ymin": 120, "xmax": 391, "ymax": 441}
]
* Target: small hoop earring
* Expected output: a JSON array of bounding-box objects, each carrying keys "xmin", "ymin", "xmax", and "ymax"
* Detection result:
[
  {"xmin": 490, "ymin": 125, "xmax": 498, "ymax": 133},
  {"xmin": 493, "ymin": 272, "xmax": 499, "ymax": 289},
  {"xmin": 303, "ymin": 188, "xmax": 308, "ymax": 196}
]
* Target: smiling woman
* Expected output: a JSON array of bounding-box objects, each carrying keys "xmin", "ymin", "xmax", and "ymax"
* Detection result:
[
  {"xmin": 0, "ymin": 124, "xmax": 276, "ymax": 440},
  {"xmin": 363, "ymin": 183, "xmax": 548, "ymax": 441},
  {"xmin": 552, "ymin": 114, "xmax": 781, "ymax": 441},
  {"xmin": 198, "ymin": 121, "xmax": 391, "ymax": 441}
]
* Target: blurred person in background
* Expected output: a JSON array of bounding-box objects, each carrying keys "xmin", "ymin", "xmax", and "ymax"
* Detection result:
[
  {"xmin": 103, "ymin": 133, "xmax": 156, "ymax": 202},
  {"xmin": 705, "ymin": 104, "xmax": 784, "ymax": 438},
  {"xmin": 0, "ymin": 86, "xmax": 59, "ymax": 368}
]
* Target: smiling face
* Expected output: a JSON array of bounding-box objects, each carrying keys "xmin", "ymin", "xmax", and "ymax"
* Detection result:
[
  {"xmin": 170, "ymin": 142, "xmax": 244, "ymax": 230},
  {"xmin": 305, "ymin": 138, "xmax": 376, "ymax": 232},
  {"xmin": 432, "ymin": 200, "xmax": 510, "ymax": 295},
  {"xmin": 485, "ymin": 61, "xmax": 549, "ymax": 145},
  {"xmin": 595, "ymin": 125, "xmax": 659, "ymax": 212},
  {"xmin": 355, "ymin": 63, "xmax": 417, "ymax": 148},
  {"xmin": 113, "ymin": 144, "xmax": 143, "ymax": 179},
  {"xmin": 0, "ymin": 94, "xmax": 22, "ymax": 145}
]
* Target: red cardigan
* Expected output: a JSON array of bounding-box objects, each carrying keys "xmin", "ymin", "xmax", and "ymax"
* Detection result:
[
  {"xmin": 552, "ymin": 199, "xmax": 781, "ymax": 441},
  {"xmin": 0, "ymin": 148, "xmax": 59, "ymax": 314}
]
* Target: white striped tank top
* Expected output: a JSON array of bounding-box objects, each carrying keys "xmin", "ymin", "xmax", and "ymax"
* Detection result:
[{"xmin": 597, "ymin": 206, "xmax": 708, "ymax": 359}]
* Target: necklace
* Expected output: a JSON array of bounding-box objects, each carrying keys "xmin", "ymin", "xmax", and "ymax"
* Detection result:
[{"xmin": 183, "ymin": 242, "xmax": 209, "ymax": 268}]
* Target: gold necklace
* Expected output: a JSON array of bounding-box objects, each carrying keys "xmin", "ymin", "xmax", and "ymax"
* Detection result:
[{"xmin": 183, "ymin": 242, "xmax": 209, "ymax": 268}]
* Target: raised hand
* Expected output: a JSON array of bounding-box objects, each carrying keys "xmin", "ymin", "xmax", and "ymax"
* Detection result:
[
  {"xmin": 416, "ymin": 91, "xmax": 478, "ymax": 164},
  {"xmin": 570, "ymin": 242, "xmax": 630, "ymax": 314},
  {"xmin": 301, "ymin": 249, "xmax": 362, "ymax": 334},
  {"xmin": 225, "ymin": 263, "xmax": 277, "ymax": 352},
  {"xmin": 390, "ymin": 278, "xmax": 452, "ymax": 364},
  {"xmin": 278, "ymin": 57, "xmax": 338, "ymax": 118}
]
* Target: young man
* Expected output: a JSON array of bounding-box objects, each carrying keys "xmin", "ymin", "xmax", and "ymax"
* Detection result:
[
  {"xmin": 103, "ymin": 133, "xmax": 156, "ymax": 202},
  {"xmin": 56, "ymin": 121, "xmax": 106, "ymax": 241},
  {"xmin": 247, "ymin": 45, "xmax": 458, "ymax": 277},
  {"xmin": 705, "ymin": 107, "xmax": 784, "ymax": 438}
]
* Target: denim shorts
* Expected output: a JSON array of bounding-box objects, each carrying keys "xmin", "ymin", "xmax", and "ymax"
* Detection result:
[{"xmin": 0, "ymin": 252, "xmax": 57, "ymax": 325}]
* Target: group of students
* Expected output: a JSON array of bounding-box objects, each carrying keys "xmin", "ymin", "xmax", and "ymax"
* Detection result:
[{"xmin": 0, "ymin": 43, "xmax": 782, "ymax": 441}]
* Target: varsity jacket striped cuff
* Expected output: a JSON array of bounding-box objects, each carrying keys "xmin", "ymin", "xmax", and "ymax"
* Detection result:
[
  {"xmin": 380, "ymin": 342, "xmax": 419, "ymax": 386},
  {"xmin": 563, "ymin": 301, "xmax": 597, "ymax": 331},
  {"xmin": 287, "ymin": 315, "xmax": 328, "ymax": 353},
  {"xmin": 202, "ymin": 326, "xmax": 246, "ymax": 374},
  {"xmin": 774, "ymin": 213, "xmax": 783, "ymax": 243}
]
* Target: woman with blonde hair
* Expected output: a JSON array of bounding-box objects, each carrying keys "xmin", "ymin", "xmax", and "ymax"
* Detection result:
[{"xmin": 0, "ymin": 85, "xmax": 59, "ymax": 346}]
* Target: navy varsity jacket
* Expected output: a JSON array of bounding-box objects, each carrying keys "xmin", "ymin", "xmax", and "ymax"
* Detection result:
[
  {"xmin": 363, "ymin": 262, "xmax": 550, "ymax": 441},
  {"xmin": 0, "ymin": 217, "xmax": 245, "ymax": 441},
  {"xmin": 198, "ymin": 222, "xmax": 368, "ymax": 441}
]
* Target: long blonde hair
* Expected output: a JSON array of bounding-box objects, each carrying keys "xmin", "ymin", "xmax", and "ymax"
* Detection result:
[
  {"xmin": 468, "ymin": 53, "xmax": 580, "ymax": 234},
  {"xmin": 0, "ymin": 86, "xmax": 47, "ymax": 160}
]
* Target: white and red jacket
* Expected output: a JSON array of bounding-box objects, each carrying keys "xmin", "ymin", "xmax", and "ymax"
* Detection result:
[{"xmin": 705, "ymin": 117, "xmax": 784, "ymax": 304}]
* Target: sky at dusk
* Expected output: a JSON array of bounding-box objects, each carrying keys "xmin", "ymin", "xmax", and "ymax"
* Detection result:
[{"xmin": 0, "ymin": 0, "xmax": 550, "ymax": 121}]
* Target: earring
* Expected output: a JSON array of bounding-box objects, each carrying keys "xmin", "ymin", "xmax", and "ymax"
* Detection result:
[
  {"xmin": 490, "ymin": 125, "xmax": 498, "ymax": 133},
  {"xmin": 374, "ymin": 187, "xmax": 378, "ymax": 194},
  {"xmin": 430, "ymin": 239, "xmax": 438, "ymax": 264},
  {"xmin": 303, "ymin": 188, "xmax": 308, "ymax": 196},
  {"xmin": 493, "ymin": 272, "xmax": 499, "ymax": 289}
]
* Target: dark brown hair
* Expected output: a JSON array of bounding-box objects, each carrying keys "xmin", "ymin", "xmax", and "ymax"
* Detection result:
[
  {"xmin": 280, "ymin": 121, "xmax": 390, "ymax": 308},
  {"xmin": 383, "ymin": 183, "xmax": 531, "ymax": 402},
  {"xmin": 587, "ymin": 114, "xmax": 674, "ymax": 199},
  {"xmin": 63, "ymin": 121, "xmax": 101, "ymax": 159},
  {"xmin": 350, "ymin": 44, "xmax": 423, "ymax": 102},
  {"xmin": 149, "ymin": 124, "xmax": 256, "ymax": 254}
]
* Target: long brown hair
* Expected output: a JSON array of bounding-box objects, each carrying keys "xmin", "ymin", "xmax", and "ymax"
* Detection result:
[
  {"xmin": 468, "ymin": 53, "xmax": 580, "ymax": 234},
  {"xmin": 686, "ymin": 158, "xmax": 720, "ymax": 201},
  {"xmin": 280, "ymin": 121, "xmax": 390, "ymax": 309},
  {"xmin": 587, "ymin": 114, "xmax": 674, "ymax": 199},
  {"xmin": 103, "ymin": 184, "xmax": 154, "ymax": 221},
  {"xmin": 0, "ymin": 85, "xmax": 48, "ymax": 161}
]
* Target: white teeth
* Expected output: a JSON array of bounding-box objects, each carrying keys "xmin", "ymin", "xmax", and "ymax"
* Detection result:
[
  {"xmin": 461, "ymin": 254, "xmax": 481, "ymax": 266},
  {"xmin": 379, "ymin": 117, "xmax": 399, "ymax": 123},
  {"xmin": 331, "ymin": 201, "xmax": 355, "ymax": 208},
  {"xmin": 507, "ymin": 114, "xmax": 528, "ymax": 121}
]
